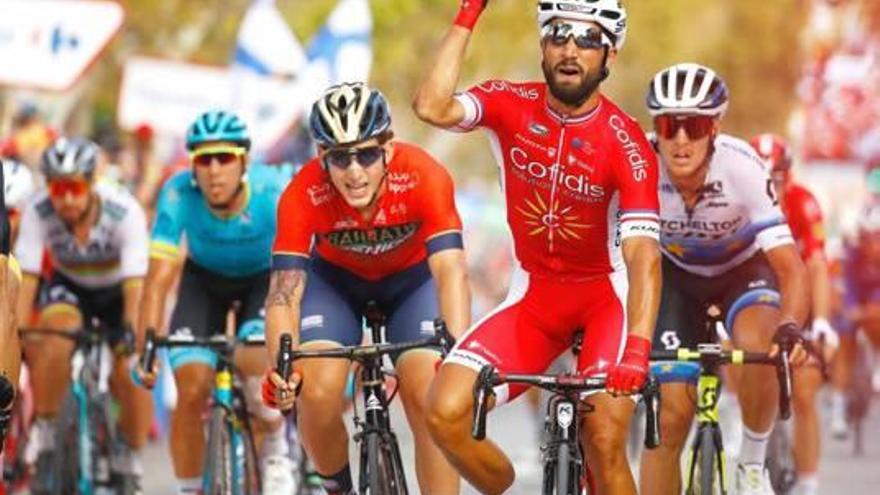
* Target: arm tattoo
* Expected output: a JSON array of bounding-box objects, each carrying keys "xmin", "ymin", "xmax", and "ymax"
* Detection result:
[{"xmin": 266, "ymin": 269, "xmax": 306, "ymax": 307}]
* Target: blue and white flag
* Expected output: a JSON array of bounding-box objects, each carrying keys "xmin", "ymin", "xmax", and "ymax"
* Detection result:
[
  {"xmin": 232, "ymin": 0, "xmax": 305, "ymax": 78},
  {"xmin": 299, "ymin": 0, "xmax": 373, "ymax": 113}
]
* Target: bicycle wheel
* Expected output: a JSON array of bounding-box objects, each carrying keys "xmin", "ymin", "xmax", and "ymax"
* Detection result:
[
  {"xmin": 687, "ymin": 429, "xmax": 720, "ymax": 495},
  {"xmin": 203, "ymin": 408, "xmax": 233, "ymax": 495},
  {"xmin": 765, "ymin": 421, "xmax": 796, "ymax": 494},
  {"xmin": 364, "ymin": 433, "xmax": 404, "ymax": 495},
  {"xmin": 48, "ymin": 392, "xmax": 80, "ymax": 495},
  {"xmin": 554, "ymin": 442, "xmax": 572, "ymax": 495}
]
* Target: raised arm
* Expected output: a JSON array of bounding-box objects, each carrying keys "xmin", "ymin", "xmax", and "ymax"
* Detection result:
[{"xmin": 412, "ymin": 0, "xmax": 489, "ymax": 127}]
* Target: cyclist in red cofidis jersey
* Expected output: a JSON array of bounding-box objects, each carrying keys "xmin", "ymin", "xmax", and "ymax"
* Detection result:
[{"xmin": 413, "ymin": 1, "xmax": 661, "ymax": 493}]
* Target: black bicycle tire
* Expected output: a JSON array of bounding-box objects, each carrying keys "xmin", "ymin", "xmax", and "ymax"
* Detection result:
[
  {"xmin": 365, "ymin": 434, "xmax": 394, "ymax": 495},
  {"xmin": 555, "ymin": 442, "xmax": 571, "ymax": 495},
  {"xmin": 203, "ymin": 408, "xmax": 233, "ymax": 495},
  {"xmin": 386, "ymin": 435, "xmax": 409, "ymax": 494},
  {"xmin": 49, "ymin": 392, "xmax": 80, "ymax": 495},
  {"xmin": 699, "ymin": 429, "xmax": 717, "ymax": 495}
]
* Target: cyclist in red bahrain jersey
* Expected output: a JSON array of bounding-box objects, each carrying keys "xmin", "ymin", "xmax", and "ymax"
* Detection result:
[
  {"xmin": 752, "ymin": 133, "xmax": 836, "ymax": 495},
  {"xmin": 412, "ymin": 1, "xmax": 661, "ymax": 493},
  {"xmin": 263, "ymin": 83, "xmax": 470, "ymax": 495}
]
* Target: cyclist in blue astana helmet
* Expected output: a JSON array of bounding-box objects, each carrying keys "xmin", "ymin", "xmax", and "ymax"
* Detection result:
[
  {"xmin": 133, "ymin": 109, "xmax": 298, "ymax": 493},
  {"xmin": 185, "ymin": 109, "xmax": 252, "ymax": 210}
]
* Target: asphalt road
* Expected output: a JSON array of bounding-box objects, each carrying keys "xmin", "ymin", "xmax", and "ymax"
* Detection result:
[{"xmin": 141, "ymin": 389, "xmax": 880, "ymax": 494}]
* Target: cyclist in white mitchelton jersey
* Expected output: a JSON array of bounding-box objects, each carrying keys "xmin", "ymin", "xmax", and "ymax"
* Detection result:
[
  {"xmin": 414, "ymin": 1, "xmax": 662, "ymax": 493},
  {"xmin": 638, "ymin": 64, "xmax": 809, "ymax": 495},
  {"xmin": 14, "ymin": 138, "xmax": 153, "ymax": 492}
]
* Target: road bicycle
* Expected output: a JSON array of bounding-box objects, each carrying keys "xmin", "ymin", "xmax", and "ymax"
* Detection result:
[
  {"xmin": 275, "ymin": 305, "xmax": 455, "ymax": 495},
  {"xmin": 470, "ymin": 366, "xmax": 661, "ymax": 495},
  {"xmin": 23, "ymin": 324, "xmax": 139, "ymax": 495},
  {"xmin": 141, "ymin": 330, "xmax": 265, "ymax": 495},
  {"xmin": 650, "ymin": 343, "xmax": 794, "ymax": 495}
]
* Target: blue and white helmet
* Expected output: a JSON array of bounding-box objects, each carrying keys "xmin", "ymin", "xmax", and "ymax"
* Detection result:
[
  {"xmin": 646, "ymin": 63, "xmax": 730, "ymax": 117},
  {"xmin": 309, "ymin": 82, "xmax": 392, "ymax": 147},
  {"xmin": 536, "ymin": 0, "xmax": 628, "ymax": 50},
  {"xmin": 186, "ymin": 110, "xmax": 251, "ymax": 151}
]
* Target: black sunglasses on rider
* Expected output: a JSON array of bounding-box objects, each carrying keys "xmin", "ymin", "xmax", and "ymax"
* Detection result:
[
  {"xmin": 540, "ymin": 22, "xmax": 610, "ymax": 50},
  {"xmin": 323, "ymin": 146, "xmax": 385, "ymax": 170}
]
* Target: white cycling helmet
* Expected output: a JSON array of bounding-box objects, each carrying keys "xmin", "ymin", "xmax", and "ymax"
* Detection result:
[
  {"xmin": 646, "ymin": 63, "xmax": 730, "ymax": 117},
  {"xmin": 2, "ymin": 158, "xmax": 35, "ymax": 211},
  {"xmin": 536, "ymin": 0, "xmax": 628, "ymax": 50}
]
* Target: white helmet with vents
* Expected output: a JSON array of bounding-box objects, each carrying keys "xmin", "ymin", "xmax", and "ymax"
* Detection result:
[
  {"xmin": 646, "ymin": 63, "xmax": 730, "ymax": 117},
  {"xmin": 536, "ymin": 0, "xmax": 628, "ymax": 50}
]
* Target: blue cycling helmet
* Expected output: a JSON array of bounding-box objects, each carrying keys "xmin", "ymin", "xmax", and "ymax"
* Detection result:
[
  {"xmin": 185, "ymin": 110, "xmax": 251, "ymax": 151},
  {"xmin": 309, "ymin": 82, "xmax": 392, "ymax": 147}
]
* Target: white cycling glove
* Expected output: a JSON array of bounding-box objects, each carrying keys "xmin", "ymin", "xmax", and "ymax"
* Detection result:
[{"xmin": 811, "ymin": 317, "xmax": 839, "ymax": 350}]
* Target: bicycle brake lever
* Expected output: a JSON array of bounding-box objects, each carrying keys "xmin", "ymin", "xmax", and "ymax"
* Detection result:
[
  {"xmin": 471, "ymin": 365, "xmax": 495, "ymax": 440},
  {"xmin": 643, "ymin": 376, "xmax": 661, "ymax": 449},
  {"xmin": 777, "ymin": 348, "xmax": 793, "ymax": 421},
  {"xmin": 141, "ymin": 328, "xmax": 157, "ymax": 376}
]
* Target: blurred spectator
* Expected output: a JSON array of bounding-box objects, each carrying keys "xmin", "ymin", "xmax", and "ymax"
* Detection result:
[
  {"xmin": 0, "ymin": 102, "xmax": 57, "ymax": 168},
  {"xmin": 128, "ymin": 123, "xmax": 164, "ymax": 209}
]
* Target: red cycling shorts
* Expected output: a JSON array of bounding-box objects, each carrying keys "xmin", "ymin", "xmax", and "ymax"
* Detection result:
[{"xmin": 446, "ymin": 264, "xmax": 628, "ymax": 405}]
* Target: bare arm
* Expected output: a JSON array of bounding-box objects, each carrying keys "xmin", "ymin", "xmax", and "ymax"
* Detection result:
[
  {"xmin": 411, "ymin": 25, "xmax": 471, "ymax": 127},
  {"xmin": 805, "ymin": 253, "xmax": 830, "ymax": 320},
  {"xmin": 16, "ymin": 273, "xmax": 39, "ymax": 330},
  {"xmin": 136, "ymin": 257, "xmax": 180, "ymax": 350},
  {"xmin": 427, "ymin": 249, "xmax": 471, "ymax": 339},
  {"xmin": 621, "ymin": 237, "xmax": 662, "ymax": 341},
  {"xmin": 122, "ymin": 278, "xmax": 143, "ymax": 331},
  {"xmin": 765, "ymin": 244, "xmax": 810, "ymax": 327},
  {"xmin": 264, "ymin": 268, "xmax": 307, "ymax": 363}
]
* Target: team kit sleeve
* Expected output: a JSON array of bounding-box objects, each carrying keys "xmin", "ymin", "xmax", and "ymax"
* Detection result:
[
  {"xmin": 270, "ymin": 177, "xmax": 314, "ymax": 271},
  {"xmin": 13, "ymin": 200, "xmax": 45, "ymax": 275},
  {"xmin": 418, "ymin": 155, "xmax": 465, "ymax": 254},
  {"xmin": 612, "ymin": 120, "xmax": 661, "ymax": 242},
  {"xmin": 739, "ymin": 153, "xmax": 794, "ymax": 251},
  {"xmin": 450, "ymin": 80, "xmax": 507, "ymax": 132},
  {"xmin": 120, "ymin": 201, "xmax": 150, "ymax": 279},
  {"xmin": 149, "ymin": 178, "xmax": 186, "ymax": 261}
]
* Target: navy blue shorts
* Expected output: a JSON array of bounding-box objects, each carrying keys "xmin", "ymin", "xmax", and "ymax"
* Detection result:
[{"xmin": 299, "ymin": 257, "xmax": 440, "ymax": 356}]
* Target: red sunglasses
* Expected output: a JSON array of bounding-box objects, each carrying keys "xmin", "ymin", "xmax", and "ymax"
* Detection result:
[
  {"xmin": 653, "ymin": 115, "xmax": 715, "ymax": 140},
  {"xmin": 48, "ymin": 179, "xmax": 90, "ymax": 198}
]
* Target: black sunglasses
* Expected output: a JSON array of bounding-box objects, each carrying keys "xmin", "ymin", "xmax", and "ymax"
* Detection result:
[
  {"xmin": 541, "ymin": 22, "xmax": 610, "ymax": 50},
  {"xmin": 323, "ymin": 146, "xmax": 385, "ymax": 170}
]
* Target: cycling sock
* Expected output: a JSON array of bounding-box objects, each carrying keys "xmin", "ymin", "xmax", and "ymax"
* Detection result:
[
  {"xmin": 321, "ymin": 463, "xmax": 353, "ymax": 494},
  {"xmin": 259, "ymin": 423, "xmax": 289, "ymax": 459},
  {"xmin": 176, "ymin": 477, "xmax": 201, "ymax": 494},
  {"xmin": 738, "ymin": 425, "xmax": 771, "ymax": 465},
  {"xmin": 831, "ymin": 390, "xmax": 846, "ymax": 416}
]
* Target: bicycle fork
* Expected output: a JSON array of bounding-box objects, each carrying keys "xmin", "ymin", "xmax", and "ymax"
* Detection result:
[{"xmin": 687, "ymin": 373, "xmax": 727, "ymax": 495}]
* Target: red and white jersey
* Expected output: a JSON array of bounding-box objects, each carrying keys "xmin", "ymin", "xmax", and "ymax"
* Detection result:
[
  {"xmin": 452, "ymin": 80, "xmax": 660, "ymax": 278},
  {"xmin": 781, "ymin": 183, "xmax": 825, "ymax": 261}
]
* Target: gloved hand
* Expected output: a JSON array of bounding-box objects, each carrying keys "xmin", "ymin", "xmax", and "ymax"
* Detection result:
[
  {"xmin": 810, "ymin": 317, "xmax": 839, "ymax": 350},
  {"xmin": 454, "ymin": 0, "xmax": 490, "ymax": 30},
  {"xmin": 262, "ymin": 369, "xmax": 301, "ymax": 411},
  {"xmin": 771, "ymin": 320, "xmax": 808, "ymax": 366},
  {"xmin": 607, "ymin": 335, "xmax": 651, "ymax": 395}
]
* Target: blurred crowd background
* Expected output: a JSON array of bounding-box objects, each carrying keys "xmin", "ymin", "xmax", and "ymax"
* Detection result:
[{"xmin": 1, "ymin": 0, "xmax": 879, "ymax": 315}]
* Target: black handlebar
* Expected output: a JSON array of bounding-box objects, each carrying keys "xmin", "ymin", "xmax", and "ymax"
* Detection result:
[{"xmin": 470, "ymin": 366, "xmax": 662, "ymax": 449}]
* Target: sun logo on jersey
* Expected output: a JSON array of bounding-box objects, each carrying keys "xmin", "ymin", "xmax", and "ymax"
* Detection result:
[{"xmin": 515, "ymin": 191, "xmax": 592, "ymax": 240}]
